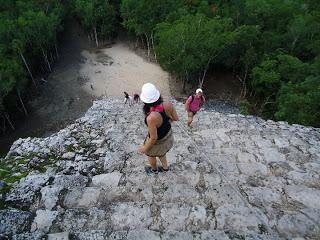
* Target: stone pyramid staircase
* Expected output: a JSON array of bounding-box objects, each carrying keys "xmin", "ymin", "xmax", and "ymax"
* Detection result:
[{"xmin": 1, "ymin": 98, "xmax": 320, "ymax": 239}]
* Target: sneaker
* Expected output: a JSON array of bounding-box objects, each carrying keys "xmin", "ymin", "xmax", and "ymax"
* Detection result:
[
  {"xmin": 158, "ymin": 166, "xmax": 169, "ymax": 172},
  {"xmin": 145, "ymin": 166, "xmax": 158, "ymax": 176}
]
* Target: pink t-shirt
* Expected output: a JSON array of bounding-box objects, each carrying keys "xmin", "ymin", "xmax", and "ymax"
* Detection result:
[{"xmin": 187, "ymin": 95, "xmax": 204, "ymax": 112}]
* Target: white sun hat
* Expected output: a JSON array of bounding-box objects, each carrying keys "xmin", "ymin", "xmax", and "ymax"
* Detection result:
[
  {"xmin": 140, "ymin": 83, "xmax": 160, "ymax": 103},
  {"xmin": 196, "ymin": 88, "xmax": 203, "ymax": 94}
]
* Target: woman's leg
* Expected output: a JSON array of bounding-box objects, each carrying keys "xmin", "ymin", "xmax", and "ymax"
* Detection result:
[
  {"xmin": 159, "ymin": 155, "xmax": 168, "ymax": 170},
  {"xmin": 148, "ymin": 156, "xmax": 157, "ymax": 170},
  {"xmin": 187, "ymin": 111, "xmax": 194, "ymax": 126}
]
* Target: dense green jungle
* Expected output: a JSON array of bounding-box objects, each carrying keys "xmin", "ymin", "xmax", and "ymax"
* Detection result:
[{"xmin": 0, "ymin": 0, "xmax": 319, "ymax": 145}]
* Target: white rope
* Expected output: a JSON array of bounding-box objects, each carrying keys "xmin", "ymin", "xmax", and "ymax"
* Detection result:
[{"xmin": 174, "ymin": 119, "xmax": 273, "ymax": 233}]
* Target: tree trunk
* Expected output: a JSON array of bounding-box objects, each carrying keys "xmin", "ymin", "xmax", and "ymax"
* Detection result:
[
  {"xmin": 94, "ymin": 26, "xmax": 99, "ymax": 47},
  {"xmin": 243, "ymin": 82, "xmax": 247, "ymax": 98},
  {"xmin": 145, "ymin": 33, "xmax": 150, "ymax": 58},
  {"xmin": 140, "ymin": 36, "xmax": 145, "ymax": 49},
  {"xmin": 200, "ymin": 50, "xmax": 220, "ymax": 88},
  {"xmin": 50, "ymin": 51, "xmax": 54, "ymax": 63},
  {"xmin": 290, "ymin": 37, "xmax": 298, "ymax": 53},
  {"xmin": 260, "ymin": 94, "xmax": 275, "ymax": 114},
  {"xmin": 4, "ymin": 112, "xmax": 15, "ymax": 130},
  {"xmin": 40, "ymin": 65, "xmax": 46, "ymax": 74},
  {"xmin": 183, "ymin": 77, "xmax": 186, "ymax": 93},
  {"xmin": 19, "ymin": 51, "xmax": 38, "ymax": 90},
  {"xmin": 17, "ymin": 88, "xmax": 28, "ymax": 116},
  {"xmin": 200, "ymin": 55, "xmax": 215, "ymax": 88},
  {"xmin": 1, "ymin": 115, "xmax": 5, "ymax": 132},
  {"xmin": 55, "ymin": 42, "xmax": 59, "ymax": 59},
  {"xmin": 200, "ymin": 64, "xmax": 209, "ymax": 88},
  {"xmin": 151, "ymin": 33, "xmax": 157, "ymax": 62},
  {"xmin": 242, "ymin": 67, "xmax": 248, "ymax": 97},
  {"xmin": 41, "ymin": 46, "xmax": 52, "ymax": 72},
  {"xmin": 183, "ymin": 70, "xmax": 189, "ymax": 93},
  {"xmin": 237, "ymin": 75, "xmax": 246, "ymax": 98}
]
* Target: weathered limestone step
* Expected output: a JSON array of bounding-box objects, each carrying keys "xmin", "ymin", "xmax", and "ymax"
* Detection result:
[
  {"xmin": 4, "ymin": 173, "xmax": 90, "ymax": 210},
  {"xmin": 0, "ymin": 209, "xmax": 32, "ymax": 236},
  {"xmin": 63, "ymin": 187, "xmax": 103, "ymax": 208},
  {"xmin": 49, "ymin": 202, "xmax": 271, "ymax": 234},
  {"xmin": 63, "ymin": 186, "xmax": 147, "ymax": 209},
  {"xmin": 43, "ymin": 229, "xmax": 281, "ymax": 240},
  {"xmin": 49, "ymin": 229, "xmax": 233, "ymax": 240}
]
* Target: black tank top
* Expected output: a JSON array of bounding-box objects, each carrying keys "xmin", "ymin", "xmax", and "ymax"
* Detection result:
[{"xmin": 145, "ymin": 105, "xmax": 171, "ymax": 140}]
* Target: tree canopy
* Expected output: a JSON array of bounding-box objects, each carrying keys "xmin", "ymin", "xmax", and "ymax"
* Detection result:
[
  {"xmin": 0, "ymin": 0, "xmax": 64, "ymax": 130},
  {"xmin": 120, "ymin": 0, "xmax": 320, "ymax": 127},
  {"xmin": 1, "ymin": 0, "xmax": 319, "ymax": 129},
  {"xmin": 155, "ymin": 14, "xmax": 237, "ymax": 88},
  {"xmin": 70, "ymin": 0, "xmax": 117, "ymax": 46}
]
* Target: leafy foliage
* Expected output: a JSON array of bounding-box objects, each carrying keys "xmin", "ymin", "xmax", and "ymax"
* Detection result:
[
  {"xmin": 155, "ymin": 14, "xmax": 237, "ymax": 82},
  {"xmin": 1, "ymin": 0, "xmax": 319, "ymax": 128},
  {"xmin": 121, "ymin": 0, "xmax": 188, "ymax": 36},
  {"xmin": 276, "ymin": 77, "xmax": 320, "ymax": 127},
  {"xmin": 0, "ymin": 0, "xmax": 64, "ymax": 128},
  {"xmin": 70, "ymin": 0, "xmax": 117, "ymax": 40},
  {"xmin": 120, "ymin": 0, "xmax": 320, "ymax": 127},
  {"xmin": 239, "ymin": 99, "xmax": 251, "ymax": 115}
]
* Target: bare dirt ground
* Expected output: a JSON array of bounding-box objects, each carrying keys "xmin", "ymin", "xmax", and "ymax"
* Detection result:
[{"xmin": 80, "ymin": 43, "xmax": 170, "ymax": 98}]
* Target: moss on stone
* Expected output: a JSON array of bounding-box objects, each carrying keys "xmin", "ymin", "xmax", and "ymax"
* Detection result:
[
  {"xmin": 0, "ymin": 183, "xmax": 11, "ymax": 195},
  {"xmin": 0, "ymin": 162, "xmax": 11, "ymax": 180},
  {"xmin": 4, "ymin": 172, "xmax": 28, "ymax": 184},
  {"xmin": 0, "ymin": 199, "xmax": 6, "ymax": 209},
  {"xmin": 66, "ymin": 145, "xmax": 76, "ymax": 152}
]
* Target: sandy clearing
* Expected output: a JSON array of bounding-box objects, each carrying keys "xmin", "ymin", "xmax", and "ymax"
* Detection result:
[{"xmin": 80, "ymin": 43, "xmax": 171, "ymax": 99}]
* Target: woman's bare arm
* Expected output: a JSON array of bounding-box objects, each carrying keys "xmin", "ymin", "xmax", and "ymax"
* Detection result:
[{"xmin": 164, "ymin": 101, "xmax": 179, "ymax": 121}]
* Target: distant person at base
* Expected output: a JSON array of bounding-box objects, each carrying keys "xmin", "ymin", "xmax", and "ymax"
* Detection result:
[
  {"xmin": 185, "ymin": 88, "xmax": 205, "ymax": 126},
  {"xmin": 133, "ymin": 93, "xmax": 140, "ymax": 103},
  {"xmin": 138, "ymin": 83, "xmax": 179, "ymax": 174},
  {"xmin": 124, "ymin": 91, "xmax": 133, "ymax": 106}
]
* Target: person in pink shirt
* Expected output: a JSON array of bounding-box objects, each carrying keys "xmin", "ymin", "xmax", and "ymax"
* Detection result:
[{"xmin": 185, "ymin": 88, "xmax": 205, "ymax": 126}]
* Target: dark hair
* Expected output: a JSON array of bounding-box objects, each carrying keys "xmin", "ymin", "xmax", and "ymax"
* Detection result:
[
  {"xmin": 143, "ymin": 96, "xmax": 163, "ymax": 116},
  {"xmin": 124, "ymin": 92, "xmax": 129, "ymax": 98}
]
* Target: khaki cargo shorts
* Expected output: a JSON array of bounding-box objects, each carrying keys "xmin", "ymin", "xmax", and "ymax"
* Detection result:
[{"xmin": 144, "ymin": 129, "xmax": 174, "ymax": 157}]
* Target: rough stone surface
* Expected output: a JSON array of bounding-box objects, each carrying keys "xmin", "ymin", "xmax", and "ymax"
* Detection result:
[
  {"xmin": 31, "ymin": 209, "xmax": 58, "ymax": 233},
  {"xmin": 73, "ymin": 230, "xmax": 109, "ymax": 240},
  {"xmin": 47, "ymin": 232, "xmax": 69, "ymax": 240},
  {"xmin": 12, "ymin": 232, "xmax": 45, "ymax": 240},
  {"xmin": 53, "ymin": 174, "xmax": 88, "ymax": 190},
  {"xmin": 91, "ymin": 172, "xmax": 122, "ymax": 188},
  {"xmin": 111, "ymin": 203, "xmax": 151, "ymax": 230},
  {"xmin": 285, "ymin": 185, "xmax": 320, "ymax": 209},
  {"xmin": 1, "ymin": 98, "xmax": 319, "ymax": 239},
  {"xmin": 62, "ymin": 152, "xmax": 75, "ymax": 159},
  {"xmin": 0, "ymin": 209, "xmax": 32, "ymax": 235},
  {"xmin": 5, "ymin": 173, "xmax": 51, "ymax": 204},
  {"xmin": 215, "ymin": 204, "xmax": 270, "ymax": 234},
  {"xmin": 63, "ymin": 187, "xmax": 102, "ymax": 208},
  {"xmin": 126, "ymin": 230, "xmax": 161, "ymax": 240},
  {"xmin": 277, "ymin": 212, "xmax": 320, "ymax": 238},
  {"xmin": 40, "ymin": 185, "xmax": 63, "ymax": 210},
  {"xmin": 58, "ymin": 208, "xmax": 110, "ymax": 233}
]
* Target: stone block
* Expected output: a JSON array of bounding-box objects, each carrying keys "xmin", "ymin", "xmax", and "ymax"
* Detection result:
[{"xmin": 92, "ymin": 172, "xmax": 122, "ymax": 188}]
